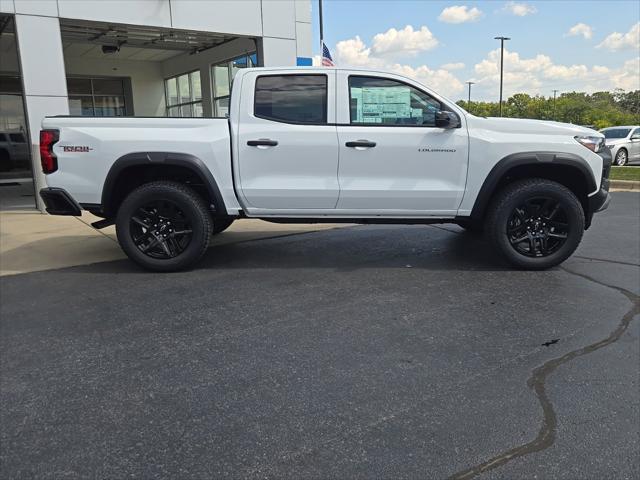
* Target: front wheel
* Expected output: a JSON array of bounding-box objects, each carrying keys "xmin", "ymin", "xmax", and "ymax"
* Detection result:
[
  {"xmin": 614, "ymin": 148, "xmax": 628, "ymax": 166},
  {"xmin": 116, "ymin": 181, "xmax": 212, "ymax": 272},
  {"xmin": 486, "ymin": 179, "xmax": 585, "ymax": 270}
]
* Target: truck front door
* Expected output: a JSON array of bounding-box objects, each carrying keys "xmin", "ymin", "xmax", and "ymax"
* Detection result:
[
  {"xmin": 335, "ymin": 72, "xmax": 469, "ymax": 215},
  {"xmin": 236, "ymin": 71, "xmax": 339, "ymax": 212}
]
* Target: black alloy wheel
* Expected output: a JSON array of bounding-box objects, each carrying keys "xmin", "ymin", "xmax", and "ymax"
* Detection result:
[
  {"xmin": 116, "ymin": 181, "xmax": 212, "ymax": 272},
  {"xmin": 486, "ymin": 178, "xmax": 585, "ymax": 270},
  {"xmin": 130, "ymin": 200, "xmax": 193, "ymax": 259},
  {"xmin": 506, "ymin": 197, "xmax": 569, "ymax": 257}
]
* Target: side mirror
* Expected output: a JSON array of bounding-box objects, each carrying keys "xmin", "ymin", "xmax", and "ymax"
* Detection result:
[
  {"xmin": 630, "ymin": 135, "xmax": 640, "ymax": 141},
  {"xmin": 435, "ymin": 110, "xmax": 460, "ymax": 129}
]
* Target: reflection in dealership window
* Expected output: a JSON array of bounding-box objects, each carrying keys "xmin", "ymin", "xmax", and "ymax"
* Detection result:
[{"xmin": 212, "ymin": 52, "xmax": 257, "ymax": 117}]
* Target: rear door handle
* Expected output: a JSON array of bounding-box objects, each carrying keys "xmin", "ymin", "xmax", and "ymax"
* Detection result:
[
  {"xmin": 247, "ymin": 139, "xmax": 278, "ymax": 147},
  {"xmin": 345, "ymin": 140, "xmax": 376, "ymax": 148}
]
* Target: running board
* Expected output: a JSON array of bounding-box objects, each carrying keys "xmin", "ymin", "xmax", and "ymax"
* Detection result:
[{"xmin": 91, "ymin": 219, "xmax": 114, "ymax": 229}]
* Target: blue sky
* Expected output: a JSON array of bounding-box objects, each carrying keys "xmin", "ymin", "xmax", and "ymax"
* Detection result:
[{"xmin": 310, "ymin": 1, "xmax": 640, "ymax": 101}]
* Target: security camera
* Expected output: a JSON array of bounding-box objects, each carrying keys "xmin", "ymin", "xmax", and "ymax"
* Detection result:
[{"xmin": 101, "ymin": 45, "xmax": 120, "ymax": 54}]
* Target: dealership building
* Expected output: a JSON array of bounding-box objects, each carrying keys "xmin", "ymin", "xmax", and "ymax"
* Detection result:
[{"xmin": 0, "ymin": 0, "xmax": 313, "ymax": 209}]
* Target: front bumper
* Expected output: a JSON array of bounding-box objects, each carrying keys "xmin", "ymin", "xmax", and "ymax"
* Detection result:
[
  {"xmin": 589, "ymin": 187, "xmax": 611, "ymax": 213},
  {"xmin": 39, "ymin": 188, "xmax": 82, "ymax": 216},
  {"xmin": 585, "ymin": 148, "xmax": 612, "ymax": 227}
]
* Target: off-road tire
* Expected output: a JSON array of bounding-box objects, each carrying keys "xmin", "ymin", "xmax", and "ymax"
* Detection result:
[
  {"xmin": 486, "ymin": 178, "xmax": 585, "ymax": 270},
  {"xmin": 116, "ymin": 181, "xmax": 212, "ymax": 272}
]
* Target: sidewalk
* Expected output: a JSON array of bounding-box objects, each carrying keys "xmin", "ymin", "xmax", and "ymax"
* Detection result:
[{"xmin": 0, "ymin": 211, "xmax": 345, "ymax": 276}]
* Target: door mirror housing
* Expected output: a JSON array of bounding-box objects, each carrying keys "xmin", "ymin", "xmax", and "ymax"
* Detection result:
[
  {"xmin": 435, "ymin": 110, "xmax": 460, "ymax": 129},
  {"xmin": 630, "ymin": 134, "xmax": 640, "ymax": 141}
]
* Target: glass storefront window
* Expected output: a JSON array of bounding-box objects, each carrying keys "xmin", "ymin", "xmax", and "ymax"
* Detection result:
[
  {"xmin": 212, "ymin": 52, "xmax": 257, "ymax": 117},
  {"xmin": 66, "ymin": 77, "xmax": 128, "ymax": 117},
  {"xmin": 164, "ymin": 70, "xmax": 203, "ymax": 118}
]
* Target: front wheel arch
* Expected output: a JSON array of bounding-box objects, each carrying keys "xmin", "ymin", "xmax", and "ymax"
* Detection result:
[{"xmin": 470, "ymin": 153, "xmax": 594, "ymax": 227}]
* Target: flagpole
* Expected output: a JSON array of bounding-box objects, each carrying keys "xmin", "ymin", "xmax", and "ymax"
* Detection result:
[{"xmin": 318, "ymin": 0, "xmax": 324, "ymax": 52}]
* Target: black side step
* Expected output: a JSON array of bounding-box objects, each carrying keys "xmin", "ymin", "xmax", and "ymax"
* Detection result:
[{"xmin": 91, "ymin": 219, "xmax": 115, "ymax": 229}]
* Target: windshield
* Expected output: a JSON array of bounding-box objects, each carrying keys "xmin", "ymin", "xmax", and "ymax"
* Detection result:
[{"xmin": 602, "ymin": 128, "xmax": 631, "ymax": 139}]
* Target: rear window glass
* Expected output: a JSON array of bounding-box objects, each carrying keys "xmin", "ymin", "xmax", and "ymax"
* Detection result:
[{"xmin": 254, "ymin": 75, "xmax": 327, "ymax": 124}]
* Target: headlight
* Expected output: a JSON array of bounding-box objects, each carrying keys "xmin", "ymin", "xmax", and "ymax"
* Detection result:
[{"xmin": 575, "ymin": 135, "xmax": 605, "ymax": 153}]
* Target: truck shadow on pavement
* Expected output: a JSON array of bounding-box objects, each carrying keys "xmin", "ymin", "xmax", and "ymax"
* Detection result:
[{"xmin": 66, "ymin": 225, "xmax": 511, "ymax": 275}]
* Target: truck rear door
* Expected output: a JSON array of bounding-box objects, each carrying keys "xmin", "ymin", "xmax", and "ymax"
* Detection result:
[{"xmin": 234, "ymin": 70, "xmax": 339, "ymax": 212}]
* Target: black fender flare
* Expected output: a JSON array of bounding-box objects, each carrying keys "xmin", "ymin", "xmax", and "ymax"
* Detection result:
[
  {"xmin": 469, "ymin": 151, "xmax": 598, "ymax": 221},
  {"xmin": 101, "ymin": 151, "xmax": 226, "ymax": 217}
]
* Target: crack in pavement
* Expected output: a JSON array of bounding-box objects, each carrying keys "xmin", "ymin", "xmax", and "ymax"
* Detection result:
[{"xmin": 447, "ymin": 266, "xmax": 640, "ymax": 480}]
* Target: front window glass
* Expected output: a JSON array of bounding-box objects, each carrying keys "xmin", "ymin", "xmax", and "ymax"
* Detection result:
[
  {"xmin": 602, "ymin": 128, "xmax": 631, "ymax": 139},
  {"xmin": 349, "ymin": 76, "xmax": 442, "ymax": 126},
  {"xmin": 254, "ymin": 75, "xmax": 327, "ymax": 124}
]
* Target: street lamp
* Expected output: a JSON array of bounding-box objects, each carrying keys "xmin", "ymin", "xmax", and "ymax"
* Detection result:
[
  {"xmin": 552, "ymin": 89, "xmax": 559, "ymax": 120},
  {"xmin": 466, "ymin": 81, "xmax": 475, "ymax": 104},
  {"xmin": 466, "ymin": 81, "xmax": 475, "ymax": 113},
  {"xmin": 494, "ymin": 36, "xmax": 510, "ymax": 117}
]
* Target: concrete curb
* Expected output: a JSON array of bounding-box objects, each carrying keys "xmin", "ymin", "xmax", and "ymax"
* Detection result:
[{"xmin": 609, "ymin": 179, "xmax": 640, "ymax": 192}]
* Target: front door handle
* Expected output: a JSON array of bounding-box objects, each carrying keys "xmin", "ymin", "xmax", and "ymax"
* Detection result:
[
  {"xmin": 247, "ymin": 139, "xmax": 278, "ymax": 147},
  {"xmin": 345, "ymin": 140, "xmax": 376, "ymax": 148}
]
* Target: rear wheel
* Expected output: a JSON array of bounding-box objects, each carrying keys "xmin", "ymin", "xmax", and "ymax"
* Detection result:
[
  {"xmin": 615, "ymin": 148, "xmax": 628, "ymax": 166},
  {"xmin": 486, "ymin": 179, "xmax": 585, "ymax": 270},
  {"xmin": 116, "ymin": 181, "xmax": 212, "ymax": 272}
]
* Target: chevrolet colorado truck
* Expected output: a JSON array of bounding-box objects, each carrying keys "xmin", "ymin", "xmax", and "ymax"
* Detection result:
[{"xmin": 39, "ymin": 67, "xmax": 611, "ymax": 271}]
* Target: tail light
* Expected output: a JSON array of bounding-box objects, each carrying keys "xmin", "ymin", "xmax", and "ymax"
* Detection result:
[{"xmin": 39, "ymin": 129, "xmax": 59, "ymax": 174}]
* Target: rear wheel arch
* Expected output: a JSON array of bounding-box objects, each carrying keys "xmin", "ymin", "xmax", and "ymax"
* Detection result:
[
  {"xmin": 470, "ymin": 152, "xmax": 596, "ymax": 226},
  {"xmin": 101, "ymin": 152, "xmax": 227, "ymax": 218}
]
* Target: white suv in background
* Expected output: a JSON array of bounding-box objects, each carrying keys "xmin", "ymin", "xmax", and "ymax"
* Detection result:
[{"xmin": 600, "ymin": 126, "xmax": 640, "ymax": 166}]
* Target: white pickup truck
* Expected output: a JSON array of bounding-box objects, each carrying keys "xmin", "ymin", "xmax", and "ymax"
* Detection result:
[{"xmin": 39, "ymin": 67, "xmax": 611, "ymax": 271}]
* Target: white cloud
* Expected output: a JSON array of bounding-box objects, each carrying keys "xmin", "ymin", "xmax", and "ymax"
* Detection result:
[
  {"xmin": 565, "ymin": 23, "xmax": 593, "ymax": 40},
  {"xmin": 371, "ymin": 25, "xmax": 439, "ymax": 56},
  {"xmin": 333, "ymin": 32, "xmax": 464, "ymax": 96},
  {"xmin": 334, "ymin": 35, "xmax": 384, "ymax": 68},
  {"xmin": 440, "ymin": 62, "xmax": 466, "ymax": 70},
  {"xmin": 472, "ymin": 47, "xmax": 640, "ymax": 98},
  {"xmin": 597, "ymin": 23, "xmax": 640, "ymax": 51},
  {"xmin": 608, "ymin": 57, "xmax": 640, "ymax": 91},
  {"xmin": 438, "ymin": 5, "xmax": 483, "ymax": 24},
  {"xmin": 503, "ymin": 2, "xmax": 536, "ymax": 16}
]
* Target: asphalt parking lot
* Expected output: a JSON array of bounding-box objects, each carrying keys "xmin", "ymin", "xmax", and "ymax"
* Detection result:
[{"xmin": 1, "ymin": 192, "xmax": 638, "ymax": 479}]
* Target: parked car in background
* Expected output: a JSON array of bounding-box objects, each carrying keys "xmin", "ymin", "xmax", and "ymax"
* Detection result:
[
  {"xmin": 0, "ymin": 131, "xmax": 30, "ymax": 172},
  {"xmin": 600, "ymin": 126, "xmax": 640, "ymax": 166}
]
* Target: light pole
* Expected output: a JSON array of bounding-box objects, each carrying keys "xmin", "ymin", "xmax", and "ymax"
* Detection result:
[
  {"xmin": 466, "ymin": 81, "xmax": 475, "ymax": 113},
  {"xmin": 494, "ymin": 36, "xmax": 510, "ymax": 117},
  {"xmin": 552, "ymin": 89, "xmax": 559, "ymax": 120},
  {"xmin": 319, "ymin": 0, "xmax": 324, "ymax": 52},
  {"xmin": 466, "ymin": 81, "xmax": 475, "ymax": 104}
]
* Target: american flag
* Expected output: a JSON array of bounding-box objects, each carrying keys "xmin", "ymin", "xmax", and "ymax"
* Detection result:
[{"xmin": 321, "ymin": 42, "xmax": 334, "ymax": 67}]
